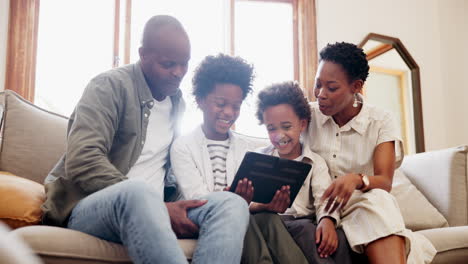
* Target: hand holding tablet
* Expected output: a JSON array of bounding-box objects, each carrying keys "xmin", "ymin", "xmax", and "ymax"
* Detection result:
[
  {"xmin": 229, "ymin": 152, "xmax": 311, "ymax": 206},
  {"xmin": 226, "ymin": 178, "xmax": 254, "ymax": 204}
]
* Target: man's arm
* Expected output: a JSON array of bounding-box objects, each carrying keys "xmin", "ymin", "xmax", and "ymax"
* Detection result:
[{"xmin": 65, "ymin": 76, "xmax": 127, "ymax": 194}]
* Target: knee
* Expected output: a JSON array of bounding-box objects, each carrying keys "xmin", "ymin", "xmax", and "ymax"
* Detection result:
[
  {"xmin": 367, "ymin": 188, "xmax": 389, "ymax": 197},
  {"xmin": 253, "ymin": 212, "xmax": 281, "ymax": 226},
  {"xmin": 114, "ymin": 180, "xmax": 163, "ymax": 208},
  {"xmin": 286, "ymin": 219, "xmax": 316, "ymax": 237},
  {"xmin": 336, "ymin": 228, "xmax": 349, "ymax": 243},
  {"xmin": 364, "ymin": 189, "xmax": 397, "ymax": 207},
  {"xmin": 205, "ymin": 192, "xmax": 249, "ymax": 223}
]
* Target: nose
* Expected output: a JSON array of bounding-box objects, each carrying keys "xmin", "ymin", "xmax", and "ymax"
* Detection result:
[
  {"xmin": 316, "ymin": 88, "xmax": 327, "ymax": 99},
  {"xmin": 273, "ymin": 133, "xmax": 286, "ymax": 142},
  {"xmin": 223, "ymin": 105, "xmax": 235, "ymax": 118},
  {"xmin": 172, "ymin": 65, "xmax": 187, "ymax": 79}
]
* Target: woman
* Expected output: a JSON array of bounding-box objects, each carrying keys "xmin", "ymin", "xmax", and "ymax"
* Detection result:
[{"xmin": 308, "ymin": 42, "xmax": 436, "ymax": 264}]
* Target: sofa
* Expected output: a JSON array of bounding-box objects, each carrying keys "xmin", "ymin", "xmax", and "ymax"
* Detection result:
[{"xmin": 1, "ymin": 89, "xmax": 468, "ymax": 264}]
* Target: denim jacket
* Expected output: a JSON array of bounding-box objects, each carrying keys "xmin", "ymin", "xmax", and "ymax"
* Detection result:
[{"xmin": 41, "ymin": 62, "xmax": 184, "ymax": 226}]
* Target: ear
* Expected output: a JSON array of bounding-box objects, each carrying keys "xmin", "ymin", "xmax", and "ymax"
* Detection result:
[
  {"xmin": 300, "ymin": 119, "xmax": 308, "ymax": 132},
  {"xmin": 139, "ymin": 47, "xmax": 147, "ymax": 62},
  {"xmin": 196, "ymin": 97, "xmax": 205, "ymax": 110},
  {"xmin": 351, "ymin": 79, "xmax": 364, "ymax": 94}
]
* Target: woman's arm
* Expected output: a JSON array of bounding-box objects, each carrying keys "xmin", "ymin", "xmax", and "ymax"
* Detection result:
[
  {"xmin": 322, "ymin": 141, "xmax": 397, "ymax": 213},
  {"xmin": 364, "ymin": 141, "xmax": 396, "ymax": 192}
]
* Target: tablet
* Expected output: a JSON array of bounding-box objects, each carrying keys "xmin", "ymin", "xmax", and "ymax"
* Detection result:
[{"xmin": 229, "ymin": 151, "xmax": 312, "ymax": 205}]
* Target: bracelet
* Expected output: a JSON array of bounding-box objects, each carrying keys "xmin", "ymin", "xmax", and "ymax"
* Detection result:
[{"xmin": 358, "ymin": 173, "xmax": 370, "ymax": 191}]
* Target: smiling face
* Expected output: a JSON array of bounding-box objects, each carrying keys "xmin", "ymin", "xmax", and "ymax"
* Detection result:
[
  {"xmin": 262, "ymin": 104, "xmax": 307, "ymax": 160},
  {"xmin": 314, "ymin": 60, "xmax": 362, "ymax": 117},
  {"xmin": 198, "ymin": 83, "xmax": 244, "ymax": 140},
  {"xmin": 139, "ymin": 26, "xmax": 191, "ymax": 101}
]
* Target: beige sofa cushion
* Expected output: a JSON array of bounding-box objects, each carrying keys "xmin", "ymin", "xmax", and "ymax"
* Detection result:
[
  {"xmin": 417, "ymin": 226, "xmax": 468, "ymax": 264},
  {"xmin": 391, "ymin": 169, "xmax": 449, "ymax": 231},
  {"xmin": 400, "ymin": 145, "xmax": 468, "ymax": 226},
  {"xmin": 13, "ymin": 225, "xmax": 197, "ymax": 264},
  {"xmin": 0, "ymin": 172, "xmax": 45, "ymax": 229},
  {"xmin": 0, "ymin": 90, "xmax": 68, "ymax": 184}
]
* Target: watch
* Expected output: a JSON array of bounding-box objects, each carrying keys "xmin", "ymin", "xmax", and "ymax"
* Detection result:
[{"xmin": 358, "ymin": 173, "xmax": 370, "ymax": 191}]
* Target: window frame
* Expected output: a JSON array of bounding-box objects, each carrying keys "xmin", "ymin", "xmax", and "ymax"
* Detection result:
[{"xmin": 6, "ymin": 0, "xmax": 317, "ymax": 102}]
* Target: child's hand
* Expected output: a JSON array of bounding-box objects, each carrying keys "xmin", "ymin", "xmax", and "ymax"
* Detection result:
[
  {"xmin": 264, "ymin": 185, "xmax": 290, "ymax": 213},
  {"xmin": 316, "ymin": 217, "xmax": 338, "ymax": 258},
  {"xmin": 231, "ymin": 178, "xmax": 254, "ymax": 204}
]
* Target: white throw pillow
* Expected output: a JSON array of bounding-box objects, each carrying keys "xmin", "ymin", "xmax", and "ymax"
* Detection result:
[{"xmin": 391, "ymin": 169, "xmax": 449, "ymax": 231}]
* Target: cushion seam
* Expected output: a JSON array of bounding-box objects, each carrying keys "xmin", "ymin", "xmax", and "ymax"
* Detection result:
[
  {"xmin": 436, "ymin": 244, "xmax": 468, "ymax": 253},
  {"xmin": 37, "ymin": 251, "xmax": 131, "ymax": 262}
]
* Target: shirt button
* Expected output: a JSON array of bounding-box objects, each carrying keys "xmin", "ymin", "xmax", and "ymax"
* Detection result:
[
  {"xmin": 336, "ymin": 133, "xmax": 339, "ymax": 137},
  {"xmin": 144, "ymin": 113, "xmax": 148, "ymax": 118},
  {"xmin": 333, "ymin": 154, "xmax": 336, "ymax": 158},
  {"xmin": 149, "ymin": 101, "xmax": 153, "ymax": 106},
  {"xmin": 334, "ymin": 175, "xmax": 338, "ymax": 179},
  {"xmin": 141, "ymin": 140, "xmax": 145, "ymax": 145}
]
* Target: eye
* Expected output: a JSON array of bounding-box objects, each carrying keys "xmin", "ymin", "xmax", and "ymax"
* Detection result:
[
  {"xmin": 160, "ymin": 61, "xmax": 176, "ymax": 69},
  {"xmin": 267, "ymin": 127, "xmax": 276, "ymax": 132},
  {"xmin": 281, "ymin": 125, "xmax": 292, "ymax": 130},
  {"xmin": 215, "ymin": 101, "xmax": 226, "ymax": 108},
  {"xmin": 328, "ymin": 87, "xmax": 338, "ymax": 92}
]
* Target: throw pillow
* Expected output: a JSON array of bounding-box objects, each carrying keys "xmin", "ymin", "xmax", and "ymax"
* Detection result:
[
  {"xmin": 391, "ymin": 169, "xmax": 449, "ymax": 231},
  {"xmin": 0, "ymin": 171, "xmax": 46, "ymax": 229},
  {"xmin": 0, "ymin": 90, "xmax": 68, "ymax": 184}
]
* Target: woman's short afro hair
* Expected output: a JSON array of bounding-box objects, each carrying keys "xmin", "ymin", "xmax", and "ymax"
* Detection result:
[
  {"xmin": 319, "ymin": 42, "xmax": 369, "ymax": 83},
  {"xmin": 192, "ymin": 54, "xmax": 254, "ymax": 100},
  {"xmin": 256, "ymin": 81, "xmax": 311, "ymax": 125}
]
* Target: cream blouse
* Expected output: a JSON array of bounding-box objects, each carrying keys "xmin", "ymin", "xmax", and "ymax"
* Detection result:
[{"xmin": 305, "ymin": 101, "xmax": 404, "ymax": 179}]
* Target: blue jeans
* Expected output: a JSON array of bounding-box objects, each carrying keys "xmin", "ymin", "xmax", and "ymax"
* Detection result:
[{"xmin": 67, "ymin": 181, "xmax": 250, "ymax": 264}]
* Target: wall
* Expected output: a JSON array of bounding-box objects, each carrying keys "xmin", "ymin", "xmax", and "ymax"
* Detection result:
[
  {"xmin": 0, "ymin": 0, "xmax": 9, "ymax": 92},
  {"xmin": 437, "ymin": 0, "xmax": 468, "ymax": 149},
  {"xmin": 316, "ymin": 0, "xmax": 467, "ymax": 151}
]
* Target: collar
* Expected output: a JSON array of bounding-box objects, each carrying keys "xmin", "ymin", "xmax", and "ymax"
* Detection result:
[
  {"xmin": 345, "ymin": 101, "xmax": 370, "ymax": 135},
  {"xmin": 315, "ymin": 99, "xmax": 370, "ymax": 136},
  {"xmin": 194, "ymin": 125, "xmax": 238, "ymax": 144},
  {"xmin": 268, "ymin": 142, "xmax": 314, "ymax": 164},
  {"xmin": 134, "ymin": 61, "xmax": 155, "ymax": 108},
  {"xmin": 299, "ymin": 142, "xmax": 315, "ymax": 164}
]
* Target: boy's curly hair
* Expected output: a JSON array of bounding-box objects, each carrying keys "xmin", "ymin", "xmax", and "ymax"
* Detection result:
[
  {"xmin": 319, "ymin": 42, "xmax": 369, "ymax": 83},
  {"xmin": 256, "ymin": 81, "xmax": 311, "ymax": 125},
  {"xmin": 192, "ymin": 54, "xmax": 254, "ymax": 100}
]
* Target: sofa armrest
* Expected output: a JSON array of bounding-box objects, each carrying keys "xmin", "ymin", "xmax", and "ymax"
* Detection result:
[{"xmin": 399, "ymin": 146, "xmax": 468, "ymax": 226}]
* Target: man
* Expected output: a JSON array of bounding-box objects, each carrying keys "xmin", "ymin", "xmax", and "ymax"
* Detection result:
[{"xmin": 41, "ymin": 15, "xmax": 249, "ymax": 264}]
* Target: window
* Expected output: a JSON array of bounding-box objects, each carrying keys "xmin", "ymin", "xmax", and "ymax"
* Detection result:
[
  {"xmin": 11, "ymin": 0, "xmax": 316, "ymax": 137},
  {"xmin": 35, "ymin": 0, "xmax": 114, "ymax": 116},
  {"xmin": 233, "ymin": 1, "xmax": 294, "ymax": 136},
  {"xmin": 127, "ymin": 0, "xmax": 296, "ymax": 136}
]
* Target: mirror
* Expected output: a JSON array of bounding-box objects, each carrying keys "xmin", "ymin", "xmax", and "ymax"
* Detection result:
[{"xmin": 358, "ymin": 33, "xmax": 425, "ymax": 154}]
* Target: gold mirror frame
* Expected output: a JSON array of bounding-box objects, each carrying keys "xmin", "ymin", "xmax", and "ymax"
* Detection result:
[{"xmin": 358, "ymin": 33, "xmax": 425, "ymax": 153}]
